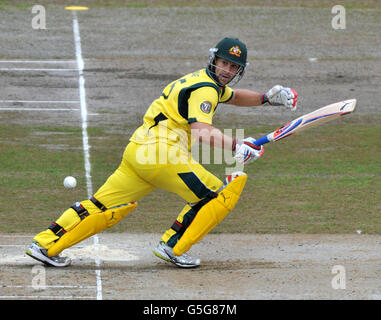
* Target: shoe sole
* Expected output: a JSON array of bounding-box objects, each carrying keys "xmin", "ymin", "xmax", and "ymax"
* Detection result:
[
  {"xmin": 26, "ymin": 247, "xmax": 70, "ymax": 267},
  {"xmin": 153, "ymin": 248, "xmax": 200, "ymax": 268},
  {"xmin": 173, "ymin": 262, "xmax": 200, "ymax": 268},
  {"xmin": 162, "ymin": 247, "xmax": 200, "ymax": 269}
]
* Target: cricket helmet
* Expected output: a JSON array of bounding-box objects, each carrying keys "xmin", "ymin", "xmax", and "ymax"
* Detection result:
[{"xmin": 207, "ymin": 37, "xmax": 248, "ymax": 86}]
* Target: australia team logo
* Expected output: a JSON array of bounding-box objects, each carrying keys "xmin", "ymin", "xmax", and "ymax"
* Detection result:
[
  {"xmin": 229, "ymin": 46, "xmax": 241, "ymax": 57},
  {"xmin": 200, "ymin": 101, "xmax": 212, "ymax": 114}
]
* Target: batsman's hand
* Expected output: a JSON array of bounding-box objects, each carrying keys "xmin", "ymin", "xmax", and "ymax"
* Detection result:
[
  {"xmin": 262, "ymin": 85, "xmax": 298, "ymax": 111},
  {"xmin": 233, "ymin": 137, "xmax": 264, "ymax": 164}
]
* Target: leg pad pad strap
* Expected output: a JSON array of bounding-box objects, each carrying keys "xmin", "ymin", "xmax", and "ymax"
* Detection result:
[{"xmin": 47, "ymin": 202, "xmax": 137, "ymax": 257}]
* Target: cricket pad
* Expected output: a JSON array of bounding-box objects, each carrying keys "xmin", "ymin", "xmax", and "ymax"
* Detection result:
[
  {"xmin": 173, "ymin": 173, "xmax": 247, "ymax": 256},
  {"xmin": 47, "ymin": 202, "xmax": 137, "ymax": 257}
]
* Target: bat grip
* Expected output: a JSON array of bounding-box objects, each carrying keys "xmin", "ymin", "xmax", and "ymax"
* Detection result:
[{"xmin": 253, "ymin": 135, "xmax": 271, "ymax": 147}]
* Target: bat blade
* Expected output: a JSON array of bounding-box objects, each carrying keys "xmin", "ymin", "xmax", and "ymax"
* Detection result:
[{"xmin": 254, "ymin": 99, "xmax": 357, "ymax": 146}]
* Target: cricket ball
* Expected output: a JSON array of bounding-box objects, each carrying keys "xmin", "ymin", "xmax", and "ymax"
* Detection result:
[{"xmin": 63, "ymin": 176, "xmax": 77, "ymax": 189}]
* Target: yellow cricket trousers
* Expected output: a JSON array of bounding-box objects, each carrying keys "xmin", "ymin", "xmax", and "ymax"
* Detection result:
[{"xmin": 34, "ymin": 141, "xmax": 223, "ymax": 249}]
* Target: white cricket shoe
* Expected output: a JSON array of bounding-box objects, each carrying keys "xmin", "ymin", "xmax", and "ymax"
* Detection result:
[
  {"xmin": 153, "ymin": 241, "xmax": 200, "ymax": 268},
  {"xmin": 26, "ymin": 241, "xmax": 71, "ymax": 267}
]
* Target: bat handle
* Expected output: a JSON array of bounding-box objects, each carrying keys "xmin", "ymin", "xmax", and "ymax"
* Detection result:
[{"xmin": 253, "ymin": 135, "xmax": 272, "ymax": 147}]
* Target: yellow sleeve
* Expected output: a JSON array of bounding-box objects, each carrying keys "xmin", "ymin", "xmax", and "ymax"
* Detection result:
[
  {"xmin": 187, "ymin": 86, "xmax": 219, "ymax": 124},
  {"xmin": 220, "ymin": 85, "xmax": 234, "ymax": 103}
]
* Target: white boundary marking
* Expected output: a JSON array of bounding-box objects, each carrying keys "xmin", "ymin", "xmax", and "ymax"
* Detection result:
[{"xmin": 72, "ymin": 10, "xmax": 103, "ymax": 301}]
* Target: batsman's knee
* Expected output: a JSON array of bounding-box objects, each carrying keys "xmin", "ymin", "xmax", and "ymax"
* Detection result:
[{"xmin": 173, "ymin": 172, "xmax": 247, "ymax": 256}]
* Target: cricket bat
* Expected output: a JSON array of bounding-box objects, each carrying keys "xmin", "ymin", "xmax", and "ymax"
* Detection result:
[{"xmin": 253, "ymin": 99, "xmax": 357, "ymax": 146}]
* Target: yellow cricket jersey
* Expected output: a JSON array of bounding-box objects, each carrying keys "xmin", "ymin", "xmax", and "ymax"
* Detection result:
[{"xmin": 130, "ymin": 68, "xmax": 234, "ymax": 151}]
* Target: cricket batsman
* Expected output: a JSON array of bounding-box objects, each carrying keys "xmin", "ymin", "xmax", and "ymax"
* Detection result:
[{"xmin": 26, "ymin": 37, "xmax": 297, "ymax": 268}]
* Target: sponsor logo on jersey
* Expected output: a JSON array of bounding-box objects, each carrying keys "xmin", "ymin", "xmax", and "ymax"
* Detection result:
[{"xmin": 200, "ymin": 101, "xmax": 212, "ymax": 114}]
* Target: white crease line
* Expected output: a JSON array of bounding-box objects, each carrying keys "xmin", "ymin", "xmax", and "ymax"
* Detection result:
[
  {"xmin": 3, "ymin": 285, "xmax": 96, "ymax": 289},
  {"xmin": 0, "ymin": 244, "xmax": 27, "ymax": 247},
  {"xmin": 0, "ymin": 108, "xmax": 80, "ymax": 111},
  {"xmin": 0, "ymin": 60, "xmax": 76, "ymax": 63},
  {"xmin": 0, "ymin": 100, "xmax": 79, "ymax": 104},
  {"xmin": 72, "ymin": 10, "xmax": 103, "ymax": 301},
  {"xmin": 0, "ymin": 295, "xmax": 96, "ymax": 299},
  {"xmin": 0, "ymin": 235, "xmax": 33, "ymax": 238},
  {"xmin": 0, "ymin": 68, "xmax": 78, "ymax": 71}
]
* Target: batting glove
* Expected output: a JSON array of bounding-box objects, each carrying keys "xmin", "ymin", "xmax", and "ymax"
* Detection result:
[
  {"xmin": 232, "ymin": 137, "xmax": 264, "ymax": 164},
  {"xmin": 262, "ymin": 85, "xmax": 298, "ymax": 111}
]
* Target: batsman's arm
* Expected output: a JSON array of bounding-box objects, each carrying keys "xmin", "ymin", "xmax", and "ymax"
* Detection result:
[
  {"xmin": 226, "ymin": 89, "xmax": 264, "ymax": 107},
  {"xmin": 190, "ymin": 122, "xmax": 235, "ymax": 150},
  {"xmin": 191, "ymin": 122, "xmax": 264, "ymax": 164},
  {"xmin": 227, "ymin": 87, "xmax": 298, "ymax": 111}
]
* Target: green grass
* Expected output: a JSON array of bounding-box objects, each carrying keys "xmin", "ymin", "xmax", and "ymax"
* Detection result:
[{"xmin": 0, "ymin": 115, "xmax": 380, "ymax": 234}]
